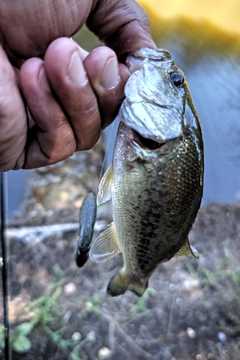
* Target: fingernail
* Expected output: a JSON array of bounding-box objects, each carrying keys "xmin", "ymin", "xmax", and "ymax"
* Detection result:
[
  {"xmin": 100, "ymin": 57, "xmax": 120, "ymax": 90},
  {"xmin": 67, "ymin": 51, "xmax": 88, "ymax": 86},
  {"xmin": 38, "ymin": 66, "xmax": 50, "ymax": 93}
]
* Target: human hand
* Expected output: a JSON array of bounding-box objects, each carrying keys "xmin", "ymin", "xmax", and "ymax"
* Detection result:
[{"xmin": 0, "ymin": 0, "xmax": 155, "ymax": 171}]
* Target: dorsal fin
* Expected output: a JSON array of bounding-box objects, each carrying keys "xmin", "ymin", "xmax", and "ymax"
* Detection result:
[
  {"xmin": 90, "ymin": 222, "xmax": 120, "ymax": 262},
  {"xmin": 97, "ymin": 164, "xmax": 114, "ymax": 206},
  {"xmin": 174, "ymin": 238, "xmax": 200, "ymax": 258}
]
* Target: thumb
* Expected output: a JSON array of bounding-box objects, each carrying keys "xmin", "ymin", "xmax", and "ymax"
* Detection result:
[{"xmin": 87, "ymin": 0, "xmax": 156, "ymax": 59}]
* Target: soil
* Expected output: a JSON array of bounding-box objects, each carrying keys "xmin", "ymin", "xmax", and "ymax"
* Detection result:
[{"xmin": 1, "ymin": 137, "xmax": 240, "ymax": 360}]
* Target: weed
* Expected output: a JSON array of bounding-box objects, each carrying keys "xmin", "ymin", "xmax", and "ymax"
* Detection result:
[
  {"xmin": 183, "ymin": 246, "xmax": 240, "ymax": 291},
  {"xmin": 0, "ymin": 278, "xmax": 68, "ymax": 355},
  {"xmin": 85, "ymin": 293, "xmax": 101, "ymax": 314},
  {"xmin": 128, "ymin": 288, "xmax": 156, "ymax": 315}
]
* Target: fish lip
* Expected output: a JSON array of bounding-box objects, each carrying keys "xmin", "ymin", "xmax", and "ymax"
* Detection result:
[{"xmin": 126, "ymin": 47, "xmax": 173, "ymax": 74}]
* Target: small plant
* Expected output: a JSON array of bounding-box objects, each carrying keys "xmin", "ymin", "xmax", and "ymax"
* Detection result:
[
  {"xmin": 231, "ymin": 266, "xmax": 240, "ymax": 285},
  {"xmin": 0, "ymin": 277, "xmax": 99, "ymax": 359},
  {"xmin": 85, "ymin": 294, "xmax": 101, "ymax": 314},
  {"xmin": 128, "ymin": 288, "xmax": 156, "ymax": 314},
  {"xmin": 29, "ymin": 280, "xmax": 64, "ymax": 327},
  {"xmin": 184, "ymin": 246, "xmax": 240, "ymax": 291},
  {"xmin": 0, "ymin": 279, "xmax": 65, "ymax": 355},
  {"xmin": 0, "ymin": 322, "xmax": 33, "ymax": 354}
]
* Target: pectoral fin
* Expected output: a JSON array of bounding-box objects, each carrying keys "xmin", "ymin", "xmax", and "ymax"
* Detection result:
[
  {"xmin": 97, "ymin": 164, "xmax": 114, "ymax": 205},
  {"xmin": 90, "ymin": 222, "xmax": 120, "ymax": 262},
  {"xmin": 175, "ymin": 238, "xmax": 200, "ymax": 258}
]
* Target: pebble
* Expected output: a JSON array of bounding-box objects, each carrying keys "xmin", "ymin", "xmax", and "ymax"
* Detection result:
[
  {"xmin": 169, "ymin": 283, "xmax": 176, "ymax": 292},
  {"xmin": 63, "ymin": 310, "xmax": 72, "ymax": 323},
  {"xmin": 187, "ymin": 327, "xmax": 196, "ymax": 339},
  {"xmin": 86, "ymin": 330, "xmax": 96, "ymax": 343},
  {"xmin": 98, "ymin": 347, "xmax": 111, "ymax": 360},
  {"xmin": 218, "ymin": 331, "xmax": 227, "ymax": 343},
  {"xmin": 207, "ymin": 353, "xmax": 215, "ymax": 360},
  {"xmin": 72, "ymin": 332, "xmax": 82, "ymax": 342},
  {"xmin": 63, "ymin": 282, "xmax": 76, "ymax": 295}
]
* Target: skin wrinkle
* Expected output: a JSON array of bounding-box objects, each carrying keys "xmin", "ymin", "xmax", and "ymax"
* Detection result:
[
  {"xmin": 87, "ymin": 0, "xmax": 154, "ymax": 56},
  {"xmin": 0, "ymin": 1, "xmax": 87, "ymax": 62},
  {"xmin": 20, "ymin": 58, "xmax": 77, "ymax": 163},
  {"xmin": 0, "ymin": 45, "xmax": 27, "ymax": 169},
  {"xmin": 84, "ymin": 49, "xmax": 129, "ymax": 127},
  {"xmin": 88, "ymin": 0, "xmax": 134, "ymax": 33},
  {"xmin": 23, "ymin": 113, "xmax": 76, "ymax": 168},
  {"xmin": 65, "ymin": 99, "xmax": 100, "ymax": 150},
  {"xmin": 43, "ymin": 42, "xmax": 101, "ymax": 149},
  {"xmin": 0, "ymin": 0, "xmax": 154, "ymax": 61},
  {"xmin": 0, "ymin": 0, "xmax": 155, "ymax": 170}
]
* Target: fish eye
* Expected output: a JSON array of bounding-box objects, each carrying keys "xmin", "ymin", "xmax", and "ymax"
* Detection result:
[{"xmin": 170, "ymin": 72, "xmax": 185, "ymax": 88}]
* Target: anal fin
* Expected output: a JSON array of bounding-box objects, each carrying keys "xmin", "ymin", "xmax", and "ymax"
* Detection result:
[
  {"xmin": 90, "ymin": 222, "xmax": 120, "ymax": 262},
  {"xmin": 175, "ymin": 237, "xmax": 200, "ymax": 258}
]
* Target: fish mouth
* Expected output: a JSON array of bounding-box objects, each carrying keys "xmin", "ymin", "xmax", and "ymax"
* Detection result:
[{"xmin": 127, "ymin": 127, "xmax": 166, "ymax": 150}]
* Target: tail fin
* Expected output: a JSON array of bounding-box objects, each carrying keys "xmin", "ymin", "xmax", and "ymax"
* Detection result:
[{"xmin": 107, "ymin": 269, "xmax": 148, "ymax": 297}]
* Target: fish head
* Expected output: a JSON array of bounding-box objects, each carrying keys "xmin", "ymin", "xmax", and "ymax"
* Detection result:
[{"xmin": 119, "ymin": 47, "xmax": 198, "ymax": 144}]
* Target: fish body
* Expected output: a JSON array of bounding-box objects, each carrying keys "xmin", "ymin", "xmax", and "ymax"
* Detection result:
[{"xmin": 90, "ymin": 48, "xmax": 204, "ymax": 297}]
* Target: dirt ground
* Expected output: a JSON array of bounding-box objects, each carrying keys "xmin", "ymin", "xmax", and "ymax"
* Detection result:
[{"xmin": 1, "ymin": 138, "xmax": 240, "ymax": 360}]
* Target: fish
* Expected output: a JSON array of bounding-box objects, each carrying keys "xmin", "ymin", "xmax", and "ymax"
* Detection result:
[
  {"xmin": 89, "ymin": 47, "xmax": 204, "ymax": 297},
  {"xmin": 75, "ymin": 192, "xmax": 97, "ymax": 267}
]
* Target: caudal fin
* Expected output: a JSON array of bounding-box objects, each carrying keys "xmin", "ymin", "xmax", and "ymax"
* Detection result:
[{"xmin": 107, "ymin": 269, "xmax": 148, "ymax": 297}]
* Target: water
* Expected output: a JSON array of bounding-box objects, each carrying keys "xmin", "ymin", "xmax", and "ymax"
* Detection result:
[
  {"xmin": 185, "ymin": 56, "xmax": 240, "ymax": 204},
  {"xmin": 6, "ymin": 170, "xmax": 29, "ymax": 219}
]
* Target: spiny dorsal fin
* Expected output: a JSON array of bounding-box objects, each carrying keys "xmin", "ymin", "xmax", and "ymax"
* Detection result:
[
  {"xmin": 175, "ymin": 238, "xmax": 200, "ymax": 258},
  {"xmin": 90, "ymin": 222, "xmax": 120, "ymax": 262},
  {"xmin": 97, "ymin": 164, "xmax": 114, "ymax": 206}
]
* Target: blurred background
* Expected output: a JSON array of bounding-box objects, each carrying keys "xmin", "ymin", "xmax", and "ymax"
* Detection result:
[{"xmin": 1, "ymin": 1, "xmax": 240, "ymax": 359}]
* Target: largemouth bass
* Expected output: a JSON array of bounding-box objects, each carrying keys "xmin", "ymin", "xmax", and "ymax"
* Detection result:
[{"xmin": 90, "ymin": 48, "xmax": 204, "ymax": 297}]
